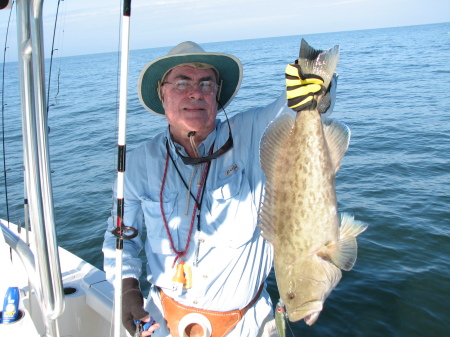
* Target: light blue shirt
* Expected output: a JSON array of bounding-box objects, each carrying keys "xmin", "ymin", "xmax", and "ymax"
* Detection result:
[{"xmin": 103, "ymin": 93, "xmax": 291, "ymax": 336}]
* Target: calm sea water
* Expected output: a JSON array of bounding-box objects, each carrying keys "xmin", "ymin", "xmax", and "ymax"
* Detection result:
[{"xmin": 1, "ymin": 22, "xmax": 450, "ymax": 336}]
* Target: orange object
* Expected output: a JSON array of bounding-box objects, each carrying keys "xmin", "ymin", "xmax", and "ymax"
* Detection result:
[
  {"xmin": 183, "ymin": 264, "xmax": 192, "ymax": 289},
  {"xmin": 172, "ymin": 262, "xmax": 187, "ymax": 284}
]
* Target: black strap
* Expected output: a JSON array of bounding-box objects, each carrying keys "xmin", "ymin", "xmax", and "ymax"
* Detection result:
[{"xmin": 165, "ymin": 140, "xmax": 213, "ymax": 231}]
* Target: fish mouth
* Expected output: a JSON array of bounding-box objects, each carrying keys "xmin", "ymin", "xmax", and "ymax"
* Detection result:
[{"xmin": 288, "ymin": 300, "xmax": 323, "ymax": 325}]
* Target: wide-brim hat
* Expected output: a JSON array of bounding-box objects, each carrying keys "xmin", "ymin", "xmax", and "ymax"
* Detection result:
[{"xmin": 138, "ymin": 41, "xmax": 243, "ymax": 116}]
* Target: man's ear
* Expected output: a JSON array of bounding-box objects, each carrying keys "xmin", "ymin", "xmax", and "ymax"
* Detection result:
[
  {"xmin": 216, "ymin": 79, "xmax": 222, "ymax": 102},
  {"xmin": 157, "ymin": 80, "xmax": 164, "ymax": 103}
]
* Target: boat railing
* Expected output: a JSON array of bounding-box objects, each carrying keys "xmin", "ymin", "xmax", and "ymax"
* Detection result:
[
  {"xmin": 10, "ymin": 0, "xmax": 66, "ymax": 335},
  {"xmin": 0, "ymin": 221, "xmax": 44, "ymax": 316}
]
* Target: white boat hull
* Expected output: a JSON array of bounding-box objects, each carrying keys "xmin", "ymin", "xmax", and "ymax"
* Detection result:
[{"xmin": 1, "ymin": 219, "xmax": 127, "ymax": 337}]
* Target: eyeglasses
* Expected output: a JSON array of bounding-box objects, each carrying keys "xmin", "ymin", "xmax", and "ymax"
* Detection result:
[{"xmin": 163, "ymin": 80, "xmax": 219, "ymax": 95}]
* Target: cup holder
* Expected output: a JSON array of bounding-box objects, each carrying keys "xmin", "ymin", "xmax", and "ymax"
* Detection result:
[
  {"xmin": 0, "ymin": 309, "xmax": 25, "ymax": 324},
  {"xmin": 64, "ymin": 287, "xmax": 77, "ymax": 295}
]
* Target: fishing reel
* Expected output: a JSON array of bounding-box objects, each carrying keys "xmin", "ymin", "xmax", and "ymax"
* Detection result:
[{"xmin": 111, "ymin": 225, "xmax": 138, "ymax": 240}]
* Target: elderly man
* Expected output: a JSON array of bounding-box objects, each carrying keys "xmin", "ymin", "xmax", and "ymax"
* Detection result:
[{"xmin": 103, "ymin": 41, "xmax": 335, "ymax": 337}]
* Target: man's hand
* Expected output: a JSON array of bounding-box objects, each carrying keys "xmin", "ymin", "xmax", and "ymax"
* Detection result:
[
  {"xmin": 137, "ymin": 316, "xmax": 160, "ymax": 336},
  {"xmin": 285, "ymin": 62, "xmax": 324, "ymax": 112},
  {"xmin": 122, "ymin": 278, "xmax": 150, "ymax": 335},
  {"xmin": 317, "ymin": 73, "xmax": 338, "ymax": 116}
]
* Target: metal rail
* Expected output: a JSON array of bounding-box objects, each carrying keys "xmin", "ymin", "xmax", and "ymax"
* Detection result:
[
  {"xmin": 0, "ymin": 221, "xmax": 44, "ymax": 313},
  {"xmin": 15, "ymin": 0, "xmax": 65, "ymax": 335}
]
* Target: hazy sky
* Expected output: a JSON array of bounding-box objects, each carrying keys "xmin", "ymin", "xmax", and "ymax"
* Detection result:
[{"xmin": 1, "ymin": 0, "xmax": 449, "ymax": 61}]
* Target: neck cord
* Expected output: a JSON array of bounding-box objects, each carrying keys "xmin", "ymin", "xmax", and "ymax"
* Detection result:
[
  {"xmin": 161, "ymin": 141, "xmax": 213, "ymax": 267},
  {"xmin": 185, "ymin": 132, "xmax": 202, "ymax": 213}
]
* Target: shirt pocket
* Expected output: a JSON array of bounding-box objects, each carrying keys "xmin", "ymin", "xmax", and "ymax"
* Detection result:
[
  {"xmin": 207, "ymin": 165, "xmax": 257, "ymax": 249},
  {"xmin": 141, "ymin": 189, "xmax": 178, "ymax": 255}
]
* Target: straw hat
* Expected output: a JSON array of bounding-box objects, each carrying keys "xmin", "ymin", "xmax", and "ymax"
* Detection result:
[{"xmin": 138, "ymin": 41, "xmax": 243, "ymax": 116}]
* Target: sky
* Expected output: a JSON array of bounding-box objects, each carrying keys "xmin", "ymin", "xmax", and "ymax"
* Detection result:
[{"xmin": 1, "ymin": 0, "xmax": 449, "ymax": 61}]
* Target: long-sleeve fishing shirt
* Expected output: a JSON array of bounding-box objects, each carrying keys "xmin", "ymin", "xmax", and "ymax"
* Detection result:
[{"xmin": 103, "ymin": 93, "xmax": 292, "ymax": 337}]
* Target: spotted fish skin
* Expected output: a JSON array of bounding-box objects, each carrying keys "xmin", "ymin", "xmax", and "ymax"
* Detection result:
[{"xmin": 258, "ymin": 39, "xmax": 368, "ymax": 325}]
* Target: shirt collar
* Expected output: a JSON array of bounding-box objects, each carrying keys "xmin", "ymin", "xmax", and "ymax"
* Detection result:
[{"xmin": 165, "ymin": 121, "xmax": 219, "ymax": 160}]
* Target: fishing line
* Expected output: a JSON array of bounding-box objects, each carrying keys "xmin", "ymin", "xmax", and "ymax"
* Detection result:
[
  {"xmin": 286, "ymin": 321, "xmax": 296, "ymax": 337},
  {"xmin": 1, "ymin": 0, "xmax": 15, "ymax": 227},
  {"xmin": 46, "ymin": 0, "xmax": 65, "ymax": 114}
]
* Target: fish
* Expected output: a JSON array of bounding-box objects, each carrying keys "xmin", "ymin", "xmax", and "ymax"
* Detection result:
[
  {"xmin": 275, "ymin": 299, "xmax": 287, "ymax": 337},
  {"xmin": 258, "ymin": 39, "xmax": 368, "ymax": 325}
]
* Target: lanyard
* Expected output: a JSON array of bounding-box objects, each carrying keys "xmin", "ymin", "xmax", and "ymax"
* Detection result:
[{"xmin": 161, "ymin": 141, "xmax": 213, "ymax": 267}]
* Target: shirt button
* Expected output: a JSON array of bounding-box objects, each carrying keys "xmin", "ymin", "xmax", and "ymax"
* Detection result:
[
  {"xmin": 200, "ymin": 238, "xmax": 205, "ymax": 243},
  {"xmin": 203, "ymin": 275, "xmax": 208, "ymax": 279},
  {"xmin": 193, "ymin": 300, "xmax": 198, "ymax": 305}
]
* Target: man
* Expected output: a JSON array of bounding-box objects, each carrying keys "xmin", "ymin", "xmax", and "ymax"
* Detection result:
[{"xmin": 103, "ymin": 41, "xmax": 335, "ymax": 337}]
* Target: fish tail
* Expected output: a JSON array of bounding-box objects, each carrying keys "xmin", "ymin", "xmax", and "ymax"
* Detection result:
[{"xmin": 297, "ymin": 38, "xmax": 340, "ymax": 88}]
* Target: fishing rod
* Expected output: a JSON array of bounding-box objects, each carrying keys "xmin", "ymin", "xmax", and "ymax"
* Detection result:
[
  {"xmin": 111, "ymin": 1, "xmax": 138, "ymax": 336},
  {"xmin": 46, "ymin": 0, "xmax": 64, "ymax": 115},
  {"xmin": 1, "ymin": 0, "xmax": 14, "ymax": 229}
]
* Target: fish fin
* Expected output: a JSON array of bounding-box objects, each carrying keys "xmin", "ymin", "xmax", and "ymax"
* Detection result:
[
  {"xmin": 259, "ymin": 113, "xmax": 294, "ymax": 244},
  {"xmin": 258, "ymin": 182, "xmax": 277, "ymax": 245},
  {"xmin": 298, "ymin": 38, "xmax": 340, "ymax": 88},
  {"xmin": 339, "ymin": 213, "xmax": 368, "ymax": 238},
  {"xmin": 328, "ymin": 213, "xmax": 368, "ymax": 271},
  {"xmin": 257, "ymin": 223, "xmax": 276, "ymax": 245},
  {"xmin": 329, "ymin": 236, "xmax": 357, "ymax": 271},
  {"xmin": 260, "ymin": 113, "xmax": 295, "ymax": 182},
  {"xmin": 258, "ymin": 185, "xmax": 277, "ymax": 245},
  {"xmin": 323, "ymin": 118, "xmax": 351, "ymax": 173},
  {"xmin": 318, "ymin": 256, "xmax": 342, "ymax": 288}
]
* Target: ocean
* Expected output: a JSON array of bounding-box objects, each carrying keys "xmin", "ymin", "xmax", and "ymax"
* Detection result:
[{"xmin": 1, "ymin": 22, "xmax": 450, "ymax": 336}]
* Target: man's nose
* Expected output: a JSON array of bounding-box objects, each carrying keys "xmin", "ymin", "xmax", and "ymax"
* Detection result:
[{"xmin": 188, "ymin": 83, "xmax": 204, "ymax": 97}]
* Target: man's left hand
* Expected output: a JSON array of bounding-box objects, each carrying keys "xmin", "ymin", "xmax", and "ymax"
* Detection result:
[
  {"xmin": 285, "ymin": 62, "xmax": 325, "ymax": 112},
  {"xmin": 137, "ymin": 316, "xmax": 160, "ymax": 336}
]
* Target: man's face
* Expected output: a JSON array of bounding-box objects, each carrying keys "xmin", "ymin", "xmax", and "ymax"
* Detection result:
[{"xmin": 161, "ymin": 65, "xmax": 219, "ymax": 140}]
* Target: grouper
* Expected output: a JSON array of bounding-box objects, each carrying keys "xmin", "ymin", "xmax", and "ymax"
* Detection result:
[{"xmin": 258, "ymin": 39, "xmax": 368, "ymax": 325}]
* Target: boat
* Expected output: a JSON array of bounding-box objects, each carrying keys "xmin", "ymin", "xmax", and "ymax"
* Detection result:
[
  {"xmin": 1, "ymin": 220, "xmax": 121, "ymax": 336},
  {"xmin": 1, "ymin": 1, "xmax": 127, "ymax": 336}
]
